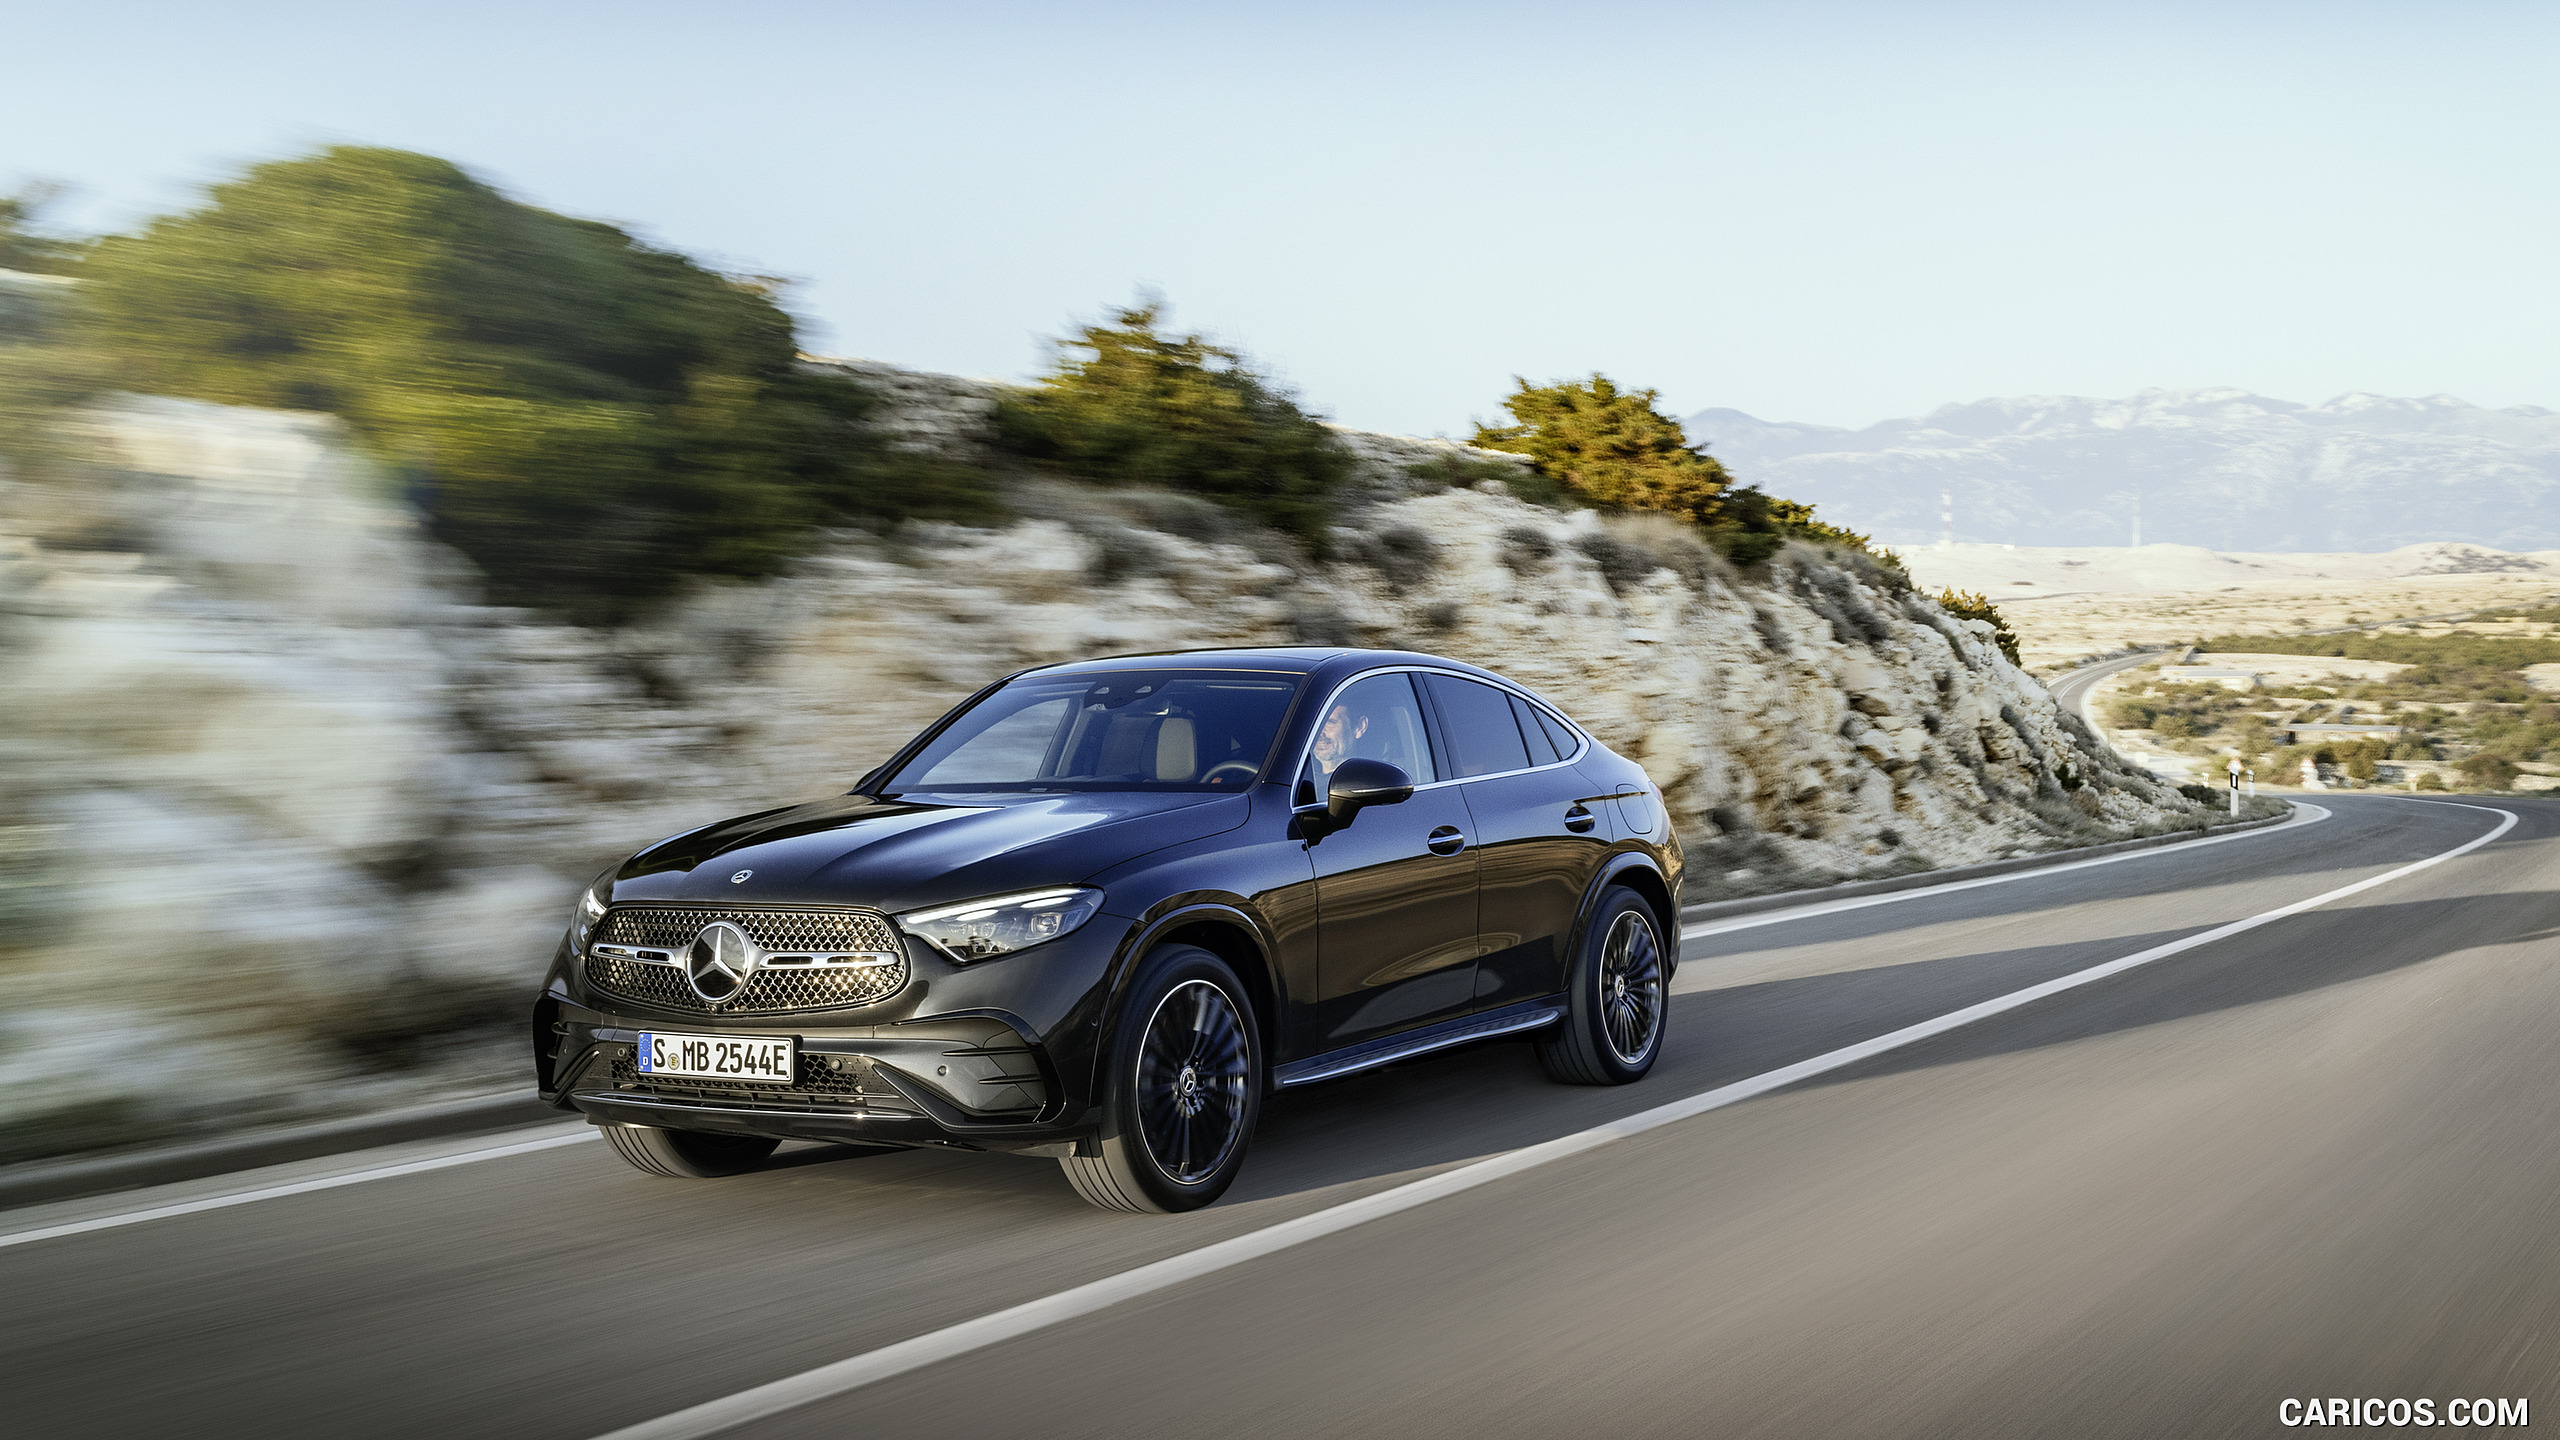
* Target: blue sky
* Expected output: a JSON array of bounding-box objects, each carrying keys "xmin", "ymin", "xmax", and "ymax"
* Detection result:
[{"xmin": 8, "ymin": 1, "xmax": 2557, "ymax": 435}]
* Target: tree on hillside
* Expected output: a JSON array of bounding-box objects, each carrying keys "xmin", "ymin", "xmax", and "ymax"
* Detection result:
[
  {"xmin": 993, "ymin": 301, "xmax": 1350, "ymax": 548},
  {"xmin": 1472, "ymin": 374, "xmax": 1733, "ymax": 524},
  {"xmin": 72, "ymin": 146, "xmax": 901, "ymax": 616},
  {"xmin": 1474, "ymin": 372, "xmax": 1896, "ymax": 569}
]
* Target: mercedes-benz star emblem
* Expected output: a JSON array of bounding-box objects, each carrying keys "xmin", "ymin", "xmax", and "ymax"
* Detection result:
[
  {"xmin": 686, "ymin": 921, "xmax": 758, "ymax": 1003},
  {"xmin": 731, "ymin": 869, "xmax": 753, "ymax": 884}
]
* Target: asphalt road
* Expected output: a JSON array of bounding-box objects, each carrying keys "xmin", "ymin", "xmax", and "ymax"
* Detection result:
[
  {"xmin": 5, "ymin": 795, "xmax": 2553, "ymax": 1439},
  {"xmin": 2045, "ymin": 649, "xmax": 2161, "ymax": 730}
]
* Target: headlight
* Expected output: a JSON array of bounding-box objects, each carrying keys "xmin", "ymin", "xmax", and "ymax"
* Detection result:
[
  {"xmin": 568, "ymin": 870, "xmax": 613, "ymax": 951},
  {"xmin": 895, "ymin": 887, "xmax": 1105, "ymax": 962}
]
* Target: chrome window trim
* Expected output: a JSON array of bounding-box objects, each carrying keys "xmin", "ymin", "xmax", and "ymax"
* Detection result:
[{"xmin": 1285, "ymin": 664, "xmax": 1591, "ymax": 793}]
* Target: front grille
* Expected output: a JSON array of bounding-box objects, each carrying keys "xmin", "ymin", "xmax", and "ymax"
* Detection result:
[
  {"xmin": 605, "ymin": 1046, "xmax": 917, "ymax": 1112},
  {"xmin": 585, "ymin": 906, "xmax": 909, "ymax": 1015}
]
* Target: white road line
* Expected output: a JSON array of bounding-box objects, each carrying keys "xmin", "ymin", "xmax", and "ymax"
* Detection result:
[
  {"xmin": 593, "ymin": 802, "xmax": 2517, "ymax": 1440},
  {"xmin": 0, "ymin": 1129, "xmax": 598, "ymax": 1250},
  {"xmin": 1684, "ymin": 801, "xmax": 2332, "ymax": 942}
]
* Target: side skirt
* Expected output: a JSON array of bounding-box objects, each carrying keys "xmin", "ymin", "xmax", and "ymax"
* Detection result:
[{"xmin": 1273, "ymin": 996, "xmax": 1567, "ymax": 1090}]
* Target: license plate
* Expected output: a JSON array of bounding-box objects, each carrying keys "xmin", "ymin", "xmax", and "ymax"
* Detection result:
[{"xmin": 635, "ymin": 1032, "xmax": 797, "ymax": 1083}]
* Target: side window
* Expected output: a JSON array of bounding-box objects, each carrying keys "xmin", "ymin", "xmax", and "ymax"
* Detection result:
[
  {"xmin": 1510, "ymin": 694, "xmax": 1559, "ymax": 765},
  {"xmin": 1304, "ymin": 673, "xmax": 1439, "ymax": 794},
  {"xmin": 1533, "ymin": 704, "xmax": 1583, "ymax": 759},
  {"xmin": 1424, "ymin": 674, "xmax": 1531, "ymax": 778}
]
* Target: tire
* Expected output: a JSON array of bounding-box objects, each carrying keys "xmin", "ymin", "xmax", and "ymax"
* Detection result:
[
  {"xmin": 602, "ymin": 1124, "xmax": 780, "ymax": 1178},
  {"xmin": 1061, "ymin": 945, "xmax": 1262, "ymax": 1213},
  {"xmin": 1537, "ymin": 887, "xmax": 1669, "ymax": 1086}
]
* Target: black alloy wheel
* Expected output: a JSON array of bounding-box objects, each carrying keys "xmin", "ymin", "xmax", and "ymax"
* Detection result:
[
  {"xmin": 1538, "ymin": 887, "xmax": 1669, "ymax": 1085},
  {"xmin": 1062, "ymin": 945, "xmax": 1262, "ymax": 1212},
  {"xmin": 602, "ymin": 1124, "xmax": 781, "ymax": 1178}
]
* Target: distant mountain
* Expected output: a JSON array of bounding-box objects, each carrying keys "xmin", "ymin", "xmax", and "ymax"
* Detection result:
[{"xmin": 1685, "ymin": 388, "xmax": 2560, "ymax": 553}]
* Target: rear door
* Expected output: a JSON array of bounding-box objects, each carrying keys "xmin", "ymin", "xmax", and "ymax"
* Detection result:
[{"xmin": 1422, "ymin": 674, "xmax": 1616, "ymax": 1014}]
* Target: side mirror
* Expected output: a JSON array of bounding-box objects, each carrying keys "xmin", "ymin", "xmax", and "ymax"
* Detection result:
[
  {"xmin": 1292, "ymin": 758, "xmax": 1414, "ymax": 841},
  {"xmin": 1326, "ymin": 758, "xmax": 1414, "ymax": 822}
]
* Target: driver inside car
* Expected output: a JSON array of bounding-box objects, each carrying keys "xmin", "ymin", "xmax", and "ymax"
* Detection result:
[{"xmin": 1310, "ymin": 697, "xmax": 1375, "ymax": 778}]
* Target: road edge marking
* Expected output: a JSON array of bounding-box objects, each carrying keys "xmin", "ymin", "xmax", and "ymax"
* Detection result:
[
  {"xmin": 1683, "ymin": 801, "xmax": 2332, "ymax": 941},
  {"xmin": 592, "ymin": 802, "xmax": 2517, "ymax": 1440},
  {"xmin": 0, "ymin": 1128, "xmax": 598, "ymax": 1250}
]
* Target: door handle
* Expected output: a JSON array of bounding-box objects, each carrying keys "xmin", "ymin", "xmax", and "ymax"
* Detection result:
[
  {"xmin": 1563, "ymin": 804, "xmax": 1597, "ymax": 833},
  {"xmin": 1426, "ymin": 826, "xmax": 1468, "ymax": 856}
]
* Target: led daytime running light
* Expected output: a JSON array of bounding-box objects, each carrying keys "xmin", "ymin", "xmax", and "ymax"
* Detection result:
[{"xmin": 895, "ymin": 887, "xmax": 1104, "ymax": 962}]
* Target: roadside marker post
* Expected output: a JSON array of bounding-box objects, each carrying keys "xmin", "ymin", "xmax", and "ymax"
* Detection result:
[{"xmin": 2227, "ymin": 758, "xmax": 2242, "ymax": 818}]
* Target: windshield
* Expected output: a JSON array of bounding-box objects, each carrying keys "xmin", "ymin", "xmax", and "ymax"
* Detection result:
[{"xmin": 883, "ymin": 669, "xmax": 1304, "ymax": 793}]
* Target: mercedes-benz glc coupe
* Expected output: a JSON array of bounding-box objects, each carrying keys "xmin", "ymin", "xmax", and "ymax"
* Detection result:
[{"xmin": 533, "ymin": 647, "xmax": 1682, "ymax": 1211}]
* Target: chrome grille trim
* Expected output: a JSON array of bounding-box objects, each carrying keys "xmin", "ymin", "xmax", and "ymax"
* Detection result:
[{"xmin": 584, "ymin": 905, "xmax": 909, "ymax": 1015}]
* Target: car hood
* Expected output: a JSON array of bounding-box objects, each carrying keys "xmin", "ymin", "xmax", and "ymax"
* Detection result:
[{"xmin": 610, "ymin": 790, "xmax": 1251, "ymax": 913}]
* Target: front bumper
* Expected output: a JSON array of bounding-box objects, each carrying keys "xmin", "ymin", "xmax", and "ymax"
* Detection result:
[
  {"xmin": 549, "ymin": 1016, "xmax": 1087, "ymax": 1152},
  {"xmin": 535, "ymin": 913, "xmax": 1138, "ymax": 1152}
]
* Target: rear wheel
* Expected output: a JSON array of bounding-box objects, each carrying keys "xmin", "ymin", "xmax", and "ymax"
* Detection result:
[
  {"xmin": 1537, "ymin": 887, "xmax": 1668, "ymax": 1085},
  {"xmin": 1061, "ymin": 945, "xmax": 1261, "ymax": 1213},
  {"xmin": 601, "ymin": 1124, "xmax": 779, "ymax": 1178}
]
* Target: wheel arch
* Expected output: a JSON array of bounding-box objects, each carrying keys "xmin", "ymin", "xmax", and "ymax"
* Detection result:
[
  {"xmin": 1096, "ymin": 902, "xmax": 1283, "ymax": 1095},
  {"xmin": 1578, "ymin": 853, "xmax": 1678, "ymax": 975}
]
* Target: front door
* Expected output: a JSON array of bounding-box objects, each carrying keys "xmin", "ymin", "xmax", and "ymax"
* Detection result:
[{"xmin": 1304, "ymin": 672, "xmax": 1480, "ymax": 1049}]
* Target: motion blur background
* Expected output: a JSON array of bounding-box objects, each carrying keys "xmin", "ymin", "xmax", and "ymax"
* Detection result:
[{"xmin": 2, "ymin": 0, "xmax": 2552, "ymax": 1166}]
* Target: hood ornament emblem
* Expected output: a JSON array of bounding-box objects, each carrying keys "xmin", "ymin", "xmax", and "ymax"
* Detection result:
[
  {"xmin": 686, "ymin": 921, "xmax": 759, "ymax": 1003},
  {"xmin": 731, "ymin": 870, "xmax": 753, "ymax": 884}
]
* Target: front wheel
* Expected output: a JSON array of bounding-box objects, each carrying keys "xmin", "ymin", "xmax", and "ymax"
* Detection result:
[
  {"xmin": 1537, "ymin": 887, "xmax": 1668, "ymax": 1085},
  {"xmin": 1061, "ymin": 945, "xmax": 1262, "ymax": 1213},
  {"xmin": 602, "ymin": 1124, "xmax": 779, "ymax": 1178}
]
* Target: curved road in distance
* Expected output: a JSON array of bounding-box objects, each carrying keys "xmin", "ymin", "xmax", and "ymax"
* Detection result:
[
  {"xmin": 3, "ymin": 796, "xmax": 2554, "ymax": 1439},
  {"xmin": 2045, "ymin": 649, "xmax": 2163, "ymax": 732}
]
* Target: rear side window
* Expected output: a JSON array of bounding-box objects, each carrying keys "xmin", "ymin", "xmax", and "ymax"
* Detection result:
[
  {"xmin": 1424, "ymin": 674, "xmax": 1531, "ymax": 777},
  {"xmin": 1510, "ymin": 694, "xmax": 1559, "ymax": 765},
  {"xmin": 1531, "ymin": 703, "xmax": 1583, "ymax": 759}
]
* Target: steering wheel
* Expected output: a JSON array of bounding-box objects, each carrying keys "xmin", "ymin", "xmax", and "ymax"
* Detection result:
[{"xmin": 1201, "ymin": 761, "xmax": 1261, "ymax": 787}]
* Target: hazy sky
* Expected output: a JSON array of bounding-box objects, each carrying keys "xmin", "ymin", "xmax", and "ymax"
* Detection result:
[{"xmin": 9, "ymin": 1, "xmax": 2557, "ymax": 436}]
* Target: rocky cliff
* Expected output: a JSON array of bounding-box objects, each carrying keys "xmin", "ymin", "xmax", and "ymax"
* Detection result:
[{"xmin": 0, "ymin": 374, "xmax": 2206, "ymax": 1159}]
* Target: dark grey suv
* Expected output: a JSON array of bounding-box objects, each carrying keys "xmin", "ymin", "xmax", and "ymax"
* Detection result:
[{"xmin": 533, "ymin": 647, "xmax": 1682, "ymax": 1211}]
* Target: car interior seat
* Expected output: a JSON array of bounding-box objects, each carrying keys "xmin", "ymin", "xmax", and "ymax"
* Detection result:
[{"xmin": 1152, "ymin": 716, "xmax": 1197, "ymax": 782}]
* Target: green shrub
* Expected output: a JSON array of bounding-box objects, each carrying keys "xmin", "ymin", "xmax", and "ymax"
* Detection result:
[
  {"xmin": 1470, "ymin": 372, "xmax": 1893, "ymax": 571},
  {"xmin": 2198, "ymin": 631, "xmax": 2560, "ymax": 670},
  {"xmin": 992, "ymin": 301, "xmax": 1350, "ymax": 549},
  {"xmin": 71, "ymin": 146, "xmax": 899, "ymax": 618},
  {"xmin": 2457, "ymin": 753, "xmax": 2519, "ymax": 789},
  {"xmin": 1935, "ymin": 587, "xmax": 2023, "ymax": 665},
  {"xmin": 2106, "ymin": 698, "xmax": 2158, "ymax": 728},
  {"xmin": 1473, "ymin": 374, "xmax": 1734, "ymax": 524}
]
